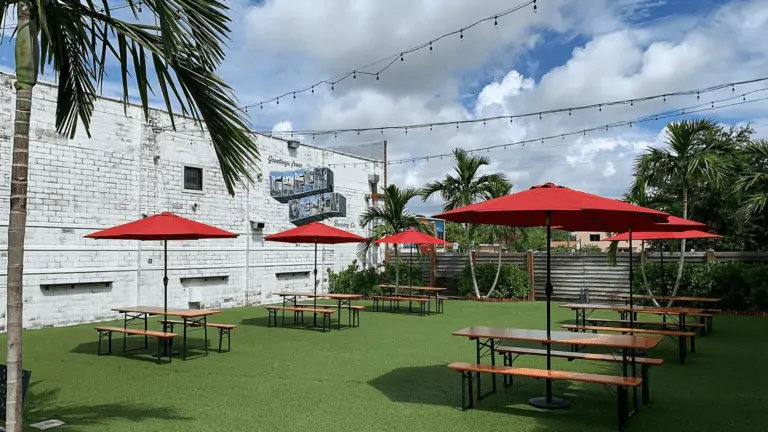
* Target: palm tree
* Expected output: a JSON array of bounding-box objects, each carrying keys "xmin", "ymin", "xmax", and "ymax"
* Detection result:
[
  {"xmin": 733, "ymin": 139, "xmax": 768, "ymax": 222},
  {"xmin": 359, "ymin": 184, "xmax": 426, "ymax": 285},
  {"xmin": 633, "ymin": 119, "xmax": 729, "ymax": 305},
  {"xmin": 3, "ymin": 2, "xmax": 258, "ymax": 429},
  {"xmin": 481, "ymin": 177, "xmax": 514, "ymax": 298},
  {"xmin": 421, "ymin": 148, "xmax": 510, "ymax": 298}
]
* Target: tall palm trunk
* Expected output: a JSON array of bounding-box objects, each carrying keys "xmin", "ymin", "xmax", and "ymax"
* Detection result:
[
  {"xmin": 466, "ymin": 225, "xmax": 481, "ymax": 298},
  {"xmin": 639, "ymin": 241, "xmax": 661, "ymax": 307},
  {"xmin": 668, "ymin": 187, "xmax": 688, "ymax": 306},
  {"xmin": 393, "ymin": 247, "xmax": 400, "ymax": 285},
  {"xmin": 7, "ymin": 3, "xmax": 38, "ymax": 430},
  {"xmin": 485, "ymin": 243, "xmax": 503, "ymax": 298}
]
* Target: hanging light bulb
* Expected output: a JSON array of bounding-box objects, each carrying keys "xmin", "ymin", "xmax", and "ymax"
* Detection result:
[
  {"xmin": 568, "ymin": 109, "xmax": 571, "ymax": 116},
  {"xmin": 260, "ymin": 103, "xmax": 263, "ymax": 109},
  {"xmin": 276, "ymin": 97, "xmax": 280, "ymax": 105},
  {"xmin": 334, "ymin": 133, "xmax": 337, "ymax": 139},
  {"xmin": 539, "ymin": 113, "xmax": 542, "ymax": 120},
  {"xmin": 353, "ymin": 71, "xmax": 356, "ymax": 79},
  {"xmin": 533, "ymin": 0, "xmax": 537, "ymax": 13},
  {"xmin": 598, "ymin": 105, "xmax": 602, "ymax": 112},
  {"xmin": 663, "ymin": 95, "xmax": 666, "ymax": 102},
  {"xmin": 630, "ymin": 100, "xmax": 633, "ymax": 106},
  {"xmin": 331, "ymin": 83, "xmax": 335, "ymax": 90},
  {"xmin": 494, "ymin": 16, "xmax": 498, "ymax": 26},
  {"xmin": 456, "ymin": 123, "xmax": 459, "ymax": 129},
  {"xmin": 376, "ymin": 74, "xmax": 379, "ymax": 81},
  {"xmin": 311, "ymin": 86, "xmax": 315, "ymax": 94},
  {"xmin": 400, "ymin": 53, "xmax": 404, "ymax": 61},
  {"xmin": 429, "ymin": 41, "xmax": 433, "ymax": 52},
  {"xmin": 293, "ymin": 92, "xmax": 296, "ymax": 99},
  {"xmin": 405, "ymin": 128, "xmax": 408, "ymax": 135},
  {"xmin": 138, "ymin": 1, "xmax": 142, "ymax": 12},
  {"xmin": 460, "ymin": 30, "xmax": 463, "ymax": 39}
]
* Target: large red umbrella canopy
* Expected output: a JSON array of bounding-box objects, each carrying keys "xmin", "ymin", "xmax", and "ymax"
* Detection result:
[
  {"xmin": 434, "ymin": 182, "xmax": 669, "ymax": 232},
  {"xmin": 85, "ymin": 212, "xmax": 237, "ymax": 240},
  {"xmin": 604, "ymin": 230, "xmax": 722, "ymax": 242},
  {"xmin": 375, "ymin": 228, "xmax": 451, "ymax": 245},
  {"xmin": 264, "ymin": 221, "xmax": 365, "ymax": 244}
]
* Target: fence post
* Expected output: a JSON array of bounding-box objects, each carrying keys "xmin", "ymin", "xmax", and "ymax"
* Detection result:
[
  {"xmin": 526, "ymin": 250, "xmax": 535, "ymax": 301},
  {"xmin": 706, "ymin": 249, "xmax": 715, "ymax": 263}
]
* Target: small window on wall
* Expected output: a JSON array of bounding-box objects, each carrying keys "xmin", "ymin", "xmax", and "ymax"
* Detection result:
[
  {"xmin": 184, "ymin": 166, "xmax": 203, "ymax": 191},
  {"xmin": 589, "ymin": 234, "xmax": 601, "ymax": 242}
]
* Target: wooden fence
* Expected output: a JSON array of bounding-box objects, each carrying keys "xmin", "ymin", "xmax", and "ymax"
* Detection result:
[{"xmin": 399, "ymin": 250, "xmax": 768, "ymax": 301}]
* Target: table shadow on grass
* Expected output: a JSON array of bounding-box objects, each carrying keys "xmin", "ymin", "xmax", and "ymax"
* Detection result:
[
  {"xmin": 22, "ymin": 382, "xmax": 192, "ymax": 429},
  {"xmin": 69, "ymin": 337, "xmax": 214, "ymax": 362},
  {"xmin": 368, "ymin": 364, "xmax": 618, "ymax": 431}
]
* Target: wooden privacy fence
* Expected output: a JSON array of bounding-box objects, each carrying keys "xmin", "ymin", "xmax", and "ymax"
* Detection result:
[{"xmin": 399, "ymin": 250, "xmax": 768, "ymax": 301}]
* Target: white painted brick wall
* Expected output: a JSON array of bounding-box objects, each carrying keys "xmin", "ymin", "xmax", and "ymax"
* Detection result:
[{"xmin": 0, "ymin": 72, "xmax": 384, "ymax": 329}]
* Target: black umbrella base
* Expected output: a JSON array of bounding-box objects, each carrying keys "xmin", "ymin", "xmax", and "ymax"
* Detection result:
[{"xmin": 529, "ymin": 396, "xmax": 570, "ymax": 410}]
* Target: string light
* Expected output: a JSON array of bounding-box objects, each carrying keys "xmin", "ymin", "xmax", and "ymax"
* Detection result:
[
  {"xmin": 240, "ymin": 0, "xmax": 537, "ymax": 111},
  {"xmin": 262, "ymin": 78, "xmax": 768, "ymax": 138},
  {"xmin": 533, "ymin": 0, "xmax": 537, "ymax": 13}
]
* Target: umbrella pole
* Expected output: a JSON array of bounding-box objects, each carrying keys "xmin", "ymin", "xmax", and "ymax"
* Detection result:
[
  {"xmin": 660, "ymin": 245, "xmax": 666, "ymax": 297},
  {"xmin": 313, "ymin": 242, "xmax": 318, "ymax": 327},
  {"xmin": 629, "ymin": 229, "xmax": 634, "ymax": 332},
  {"xmin": 529, "ymin": 212, "xmax": 569, "ymax": 410},
  {"xmin": 164, "ymin": 239, "xmax": 168, "ymax": 328}
]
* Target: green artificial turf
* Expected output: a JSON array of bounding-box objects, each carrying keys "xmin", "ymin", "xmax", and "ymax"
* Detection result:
[{"xmin": 7, "ymin": 301, "xmax": 768, "ymax": 431}]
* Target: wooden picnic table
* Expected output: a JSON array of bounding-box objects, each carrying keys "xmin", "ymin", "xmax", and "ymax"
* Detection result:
[
  {"xmin": 377, "ymin": 285, "xmax": 447, "ymax": 314},
  {"xmin": 612, "ymin": 294, "xmax": 721, "ymax": 303},
  {"xmin": 112, "ymin": 306, "xmax": 220, "ymax": 360},
  {"xmin": 452, "ymin": 326, "xmax": 661, "ymax": 406},
  {"xmin": 276, "ymin": 292, "xmax": 362, "ymax": 329},
  {"xmin": 561, "ymin": 302, "xmax": 715, "ymax": 336}
]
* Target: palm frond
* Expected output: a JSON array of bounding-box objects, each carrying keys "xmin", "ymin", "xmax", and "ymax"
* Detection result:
[{"xmin": 36, "ymin": 0, "xmax": 258, "ymax": 195}]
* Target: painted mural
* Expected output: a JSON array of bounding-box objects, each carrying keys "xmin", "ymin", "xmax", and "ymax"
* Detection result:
[{"xmin": 269, "ymin": 167, "xmax": 347, "ymax": 226}]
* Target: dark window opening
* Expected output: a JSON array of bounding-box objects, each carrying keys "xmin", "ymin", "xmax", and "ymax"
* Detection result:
[
  {"xmin": 184, "ymin": 166, "xmax": 203, "ymax": 191},
  {"xmin": 589, "ymin": 234, "xmax": 601, "ymax": 242}
]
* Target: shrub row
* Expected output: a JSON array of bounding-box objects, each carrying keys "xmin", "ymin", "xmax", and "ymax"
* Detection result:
[
  {"xmin": 633, "ymin": 261, "xmax": 768, "ymax": 311},
  {"xmin": 327, "ymin": 260, "xmax": 423, "ymax": 296},
  {"xmin": 457, "ymin": 262, "xmax": 530, "ymax": 299}
]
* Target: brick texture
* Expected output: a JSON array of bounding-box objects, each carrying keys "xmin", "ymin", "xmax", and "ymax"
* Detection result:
[{"xmin": 0, "ymin": 72, "xmax": 384, "ymax": 329}]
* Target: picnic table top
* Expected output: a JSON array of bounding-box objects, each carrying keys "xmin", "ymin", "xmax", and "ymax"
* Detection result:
[
  {"xmin": 560, "ymin": 302, "xmax": 709, "ymax": 315},
  {"xmin": 612, "ymin": 294, "xmax": 721, "ymax": 302},
  {"xmin": 377, "ymin": 285, "xmax": 447, "ymax": 292},
  {"xmin": 276, "ymin": 292, "xmax": 363, "ymax": 299},
  {"xmin": 112, "ymin": 306, "xmax": 221, "ymax": 318},
  {"xmin": 452, "ymin": 326, "xmax": 662, "ymax": 350}
]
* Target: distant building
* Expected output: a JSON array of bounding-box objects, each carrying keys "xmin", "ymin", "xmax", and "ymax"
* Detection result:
[{"xmin": 574, "ymin": 232, "xmax": 638, "ymax": 252}]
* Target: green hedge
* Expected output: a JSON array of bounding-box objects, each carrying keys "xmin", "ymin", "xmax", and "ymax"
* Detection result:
[
  {"xmin": 327, "ymin": 260, "xmax": 424, "ymax": 296},
  {"xmin": 457, "ymin": 262, "xmax": 530, "ymax": 299},
  {"xmin": 633, "ymin": 261, "xmax": 768, "ymax": 311}
]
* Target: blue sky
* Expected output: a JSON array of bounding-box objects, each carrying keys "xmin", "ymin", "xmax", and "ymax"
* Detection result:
[{"xmin": 1, "ymin": 0, "xmax": 767, "ymax": 212}]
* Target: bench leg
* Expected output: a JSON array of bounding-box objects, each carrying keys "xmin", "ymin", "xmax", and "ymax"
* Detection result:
[
  {"xmin": 690, "ymin": 335, "xmax": 695, "ymax": 354},
  {"xmin": 641, "ymin": 365, "xmax": 650, "ymax": 405},
  {"xmin": 218, "ymin": 329, "xmax": 224, "ymax": 353},
  {"xmin": 460, "ymin": 371, "xmax": 474, "ymax": 410},
  {"xmin": 503, "ymin": 353, "xmax": 514, "ymax": 388},
  {"xmin": 678, "ymin": 335, "xmax": 687, "ymax": 365},
  {"xmin": 617, "ymin": 386, "xmax": 628, "ymax": 432},
  {"xmin": 97, "ymin": 331, "xmax": 113, "ymax": 355}
]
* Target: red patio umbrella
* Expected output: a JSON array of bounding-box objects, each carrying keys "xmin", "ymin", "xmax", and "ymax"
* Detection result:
[
  {"xmin": 85, "ymin": 212, "xmax": 237, "ymax": 336},
  {"xmin": 434, "ymin": 182, "xmax": 670, "ymax": 410},
  {"xmin": 375, "ymin": 228, "xmax": 450, "ymax": 288},
  {"xmin": 265, "ymin": 222, "xmax": 365, "ymax": 328},
  {"xmin": 605, "ymin": 229, "xmax": 721, "ymax": 299}
]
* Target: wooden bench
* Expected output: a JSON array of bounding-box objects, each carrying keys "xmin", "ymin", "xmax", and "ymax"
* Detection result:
[
  {"xmin": 371, "ymin": 296, "xmax": 430, "ymax": 315},
  {"xmin": 562, "ymin": 324, "xmax": 695, "ymax": 364},
  {"xmin": 264, "ymin": 306, "xmax": 335, "ymax": 332},
  {"xmin": 496, "ymin": 346, "xmax": 663, "ymax": 404},
  {"xmin": 319, "ymin": 305, "xmax": 364, "ymax": 328},
  {"xmin": 448, "ymin": 362, "xmax": 641, "ymax": 432},
  {"xmin": 159, "ymin": 320, "xmax": 236, "ymax": 353},
  {"xmin": 94, "ymin": 326, "xmax": 177, "ymax": 362},
  {"xmin": 587, "ymin": 317, "xmax": 706, "ymax": 335},
  {"xmin": 619, "ymin": 310, "xmax": 715, "ymax": 334}
]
